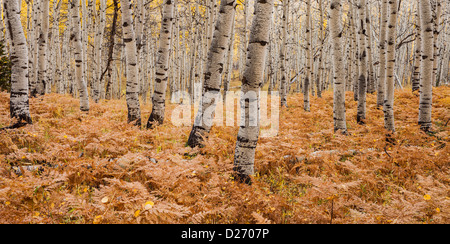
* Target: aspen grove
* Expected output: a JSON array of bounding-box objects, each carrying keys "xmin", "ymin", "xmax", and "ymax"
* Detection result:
[{"xmin": 0, "ymin": 0, "xmax": 449, "ymax": 224}]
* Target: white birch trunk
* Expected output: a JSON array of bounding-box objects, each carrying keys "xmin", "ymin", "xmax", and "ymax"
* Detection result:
[
  {"xmin": 356, "ymin": 0, "xmax": 368, "ymax": 124},
  {"xmin": 122, "ymin": 0, "xmax": 141, "ymax": 125},
  {"xmin": 418, "ymin": 0, "xmax": 434, "ymax": 132},
  {"xmin": 233, "ymin": 0, "xmax": 273, "ymax": 183},
  {"xmin": 187, "ymin": 0, "xmax": 237, "ymax": 147},
  {"xmin": 71, "ymin": 0, "xmax": 89, "ymax": 111},
  {"xmin": 330, "ymin": 0, "xmax": 347, "ymax": 134},
  {"xmin": 4, "ymin": 0, "xmax": 32, "ymax": 124},
  {"xmin": 383, "ymin": 0, "xmax": 398, "ymax": 132},
  {"xmin": 147, "ymin": 0, "xmax": 174, "ymax": 128},
  {"xmin": 36, "ymin": 0, "xmax": 49, "ymax": 95}
]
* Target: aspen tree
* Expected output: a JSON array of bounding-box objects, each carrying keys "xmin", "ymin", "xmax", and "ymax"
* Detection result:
[
  {"xmin": 365, "ymin": 2, "xmax": 375, "ymax": 94},
  {"xmin": 4, "ymin": 0, "xmax": 32, "ymax": 125},
  {"xmin": 330, "ymin": 0, "xmax": 347, "ymax": 134},
  {"xmin": 279, "ymin": 0, "xmax": 289, "ymax": 108},
  {"xmin": 93, "ymin": 0, "xmax": 106, "ymax": 103},
  {"xmin": 304, "ymin": 0, "xmax": 312, "ymax": 112},
  {"xmin": 36, "ymin": 0, "xmax": 49, "ymax": 95},
  {"xmin": 70, "ymin": 0, "xmax": 89, "ymax": 112},
  {"xmin": 432, "ymin": 0, "xmax": 441, "ymax": 86},
  {"xmin": 233, "ymin": 0, "xmax": 273, "ymax": 184},
  {"xmin": 377, "ymin": 0, "xmax": 388, "ymax": 106},
  {"xmin": 187, "ymin": 0, "xmax": 237, "ymax": 148},
  {"xmin": 356, "ymin": 0, "xmax": 368, "ymax": 124},
  {"xmin": 418, "ymin": 0, "xmax": 434, "ymax": 132},
  {"xmin": 384, "ymin": 0, "xmax": 398, "ymax": 132},
  {"xmin": 122, "ymin": 0, "xmax": 141, "ymax": 125},
  {"xmin": 147, "ymin": 0, "xmax": 174, "ymax": 128},
  {"xmin": 412, "ymin": 7, "xmax": 421, "ymax": 93}
]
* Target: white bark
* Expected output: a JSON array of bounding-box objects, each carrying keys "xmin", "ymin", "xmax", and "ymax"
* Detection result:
[
  {"xmin": 187, "ymin": 0, "xmax": 237, "ymax": 148},
  {"xmin": 122, "ymin": 0, "xmax": 141, "ymax": 125},
  {"xmin": 36, "ymin": 0, "xmax": 49, "ymax": 95},
  {"xmin": 356, "ymin": 0, "xmax": 368, "ymax": 124},
  {"xmin": 377, "ymin": 0, "xmax": 388, "ymax": 106},
  {"xmin": 383, "ymin": 0, "xmax": 398, "ymax": 132},
  {"xmin": 147, "ymin": 0, "xmax": 174, "ymax": 127},
  {"xmin": 71, "ymin": 0, "xmax": 89, "ymax": 111},
  {"xmin": 5, "ymin": 0, "xmax": 32, "ymax": 124},
  {"xmin": 418, "ymin": 0, "xmax": 434, "ymax": 132},
  {"xmin": 330, "ymin": 0, "xmax": 347, "ymax": 134},
  {"xmin": 233, "ymin": 0, "xmax": 274, "ymax": 183}
]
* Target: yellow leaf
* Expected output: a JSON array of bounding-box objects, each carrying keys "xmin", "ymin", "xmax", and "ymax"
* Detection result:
[
  {"xmin": 423, "ymin": 194, "xmax": 431, "ymax": 201},
  {"xmin": 144, "ymin": 201, "xmax": 154, "ymax": 210},
  {"xmin": 436, "ymin": 208, "xmax": 440, "ymax": 213},
  {"xmin": 134, "ymin": 210, "xmax": 140, "ymax": 217},
  {"xmin": 93, "ymin": 215, "xmax": 103, "ymax": 224}
]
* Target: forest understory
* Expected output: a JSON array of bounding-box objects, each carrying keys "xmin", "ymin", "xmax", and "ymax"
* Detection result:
[{"xmin": 0, "ymin": 86, "xmax": 449, "ymax": 224}]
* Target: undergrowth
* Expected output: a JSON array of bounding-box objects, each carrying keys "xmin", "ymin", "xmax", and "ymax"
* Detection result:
[{"xmin": 0, "ymin": 87, "xmax": 448, "ymax": 224}]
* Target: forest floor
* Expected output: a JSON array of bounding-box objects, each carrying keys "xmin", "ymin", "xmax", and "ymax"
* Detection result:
[{"xmin": 0, "ymin": 87, "xmax": 449, "ymax": 224}]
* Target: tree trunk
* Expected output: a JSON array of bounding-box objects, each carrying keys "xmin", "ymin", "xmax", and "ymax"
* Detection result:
[
  {"xmin": 233, "ymin": 0, "xmax": 273, "ymax": 183},
  {"xmin": 383, "ymin": 0, "xmax": 398, "ymax": 132},
  {"xmin": 418, "ymin": 0, "xmax": 434, "ymax": 132},
  {"xmin": 36, "ymin": 0, "xmax": 49, "ymax": 95},
  {"xmin": 122, "ymin": 0, "xmax": 141, "ymax": 126},
  {"xmin": 279, "ymin": 0, "xmax": 289, "ymax": 108},
  {"xmin": 147, "ymin": 0, "xmax": 174, "ymax": 128},
  {"xmin": 187, "ymin": 0, "xmax": 237, "ymax": 148},
  {"xmin": 330, "ymin": 0, "xmax": 347, "ymax": 134},
  {"xmin": 70, "ymin": 0, "xmax": 89, "ymax": 112},
  {"xmin": 411, "ymin": 6, "xmax": 421, "ymax": 93},
  {"xmin": 356, "ymin": 0, "xmax": 368, "ymax": 124},
  {"xmin": 304, "ymin": 0, "xmax": 312, "ymax": 112},
  {"xmin": 4, "ymin": 0, "xmax": 32, "ymax": 125}
]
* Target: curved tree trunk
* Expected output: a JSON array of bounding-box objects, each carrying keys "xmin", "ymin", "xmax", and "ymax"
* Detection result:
[
  {"xmin": 147, "ymin": 0, "xmax": 174, "ymax": 128},
  {"xmin": 279, "ymin": 0, "xmax": 288, "ymax": 108},
  {"xmin": 383, "ymin": 0, "xmax": 398, "ymax": 132},
  {"xmin": 233, "ymin": 0, "xmax": 273, "ymax": 183},
  {"xmin": 122, "ymin": 0, "xmax": 141, "ymax": 126},
  {"xmin": 187, "ymin": 0, "xmax": 237, "ymax": 148},
  {"xmin": 4, "ymin": 0, "xmax": 32, "ymax": 125},
  {"xmin": 71, "ymin": 0, "xmax": 89, "ymax": 112},
  {"xmin": 418, "ymin": 0, "xmax": 434, "ymax": 132},
  {"xmin": 330, "ymin": 0, "xmax": 346, "ymax": 134}
]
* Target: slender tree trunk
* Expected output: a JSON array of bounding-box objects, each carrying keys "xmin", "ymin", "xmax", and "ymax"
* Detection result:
[
  {"xmin": 365, "ymin": 2, "xmax": 376, "ymax": 94},
  {"xmin": 377, "ymin": 0, "xmax": 388, "ymax": 106},
  {"xmin": 412, "ymin": 6, "xmax": 421, "ymax": 93},
  {"xmin": 383, "ymin": 0, "xmax": 398, "ymax": 132},
  {"xmin": 36, "ymin": 0, "xmax": 49, "ymax": 95},
  {"xmin": 122, "ymin": 0, "xmax": 141, "ymax": 125},
  {"xmin": 70, "ymin": 0, "xmax": 89, "ymax": 111},
  {"xmin": 147, "ymin": 0, "xmax": 174, "ymax": 128},
  {"xmin": 330, "ymin": 0, "xmax": 347, "ymax": 134},
  {"xmin": 304, "ymin": 0, "xmax": 312, "ymax": 112},
  {"xmin": 233, "ymin": 0, "xmax": 273, "ymax": 184},
  {"xmin": 418, "ymin": 0, "xmax": 434, "ymax": 132},
  {"xmin": 279, "ymin": 0, "xmax": 289, "ymax": 108},
  {"xmin": 187, "ymin": 0, "xmax": 237, "ymax": 148},
  {"xmin": 356, "ymin": 0, "xmax": 368, "ymax": 124},
  {"xmin": 4, "ymin": 0, "xmax": 32, "ymax": 125}
]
